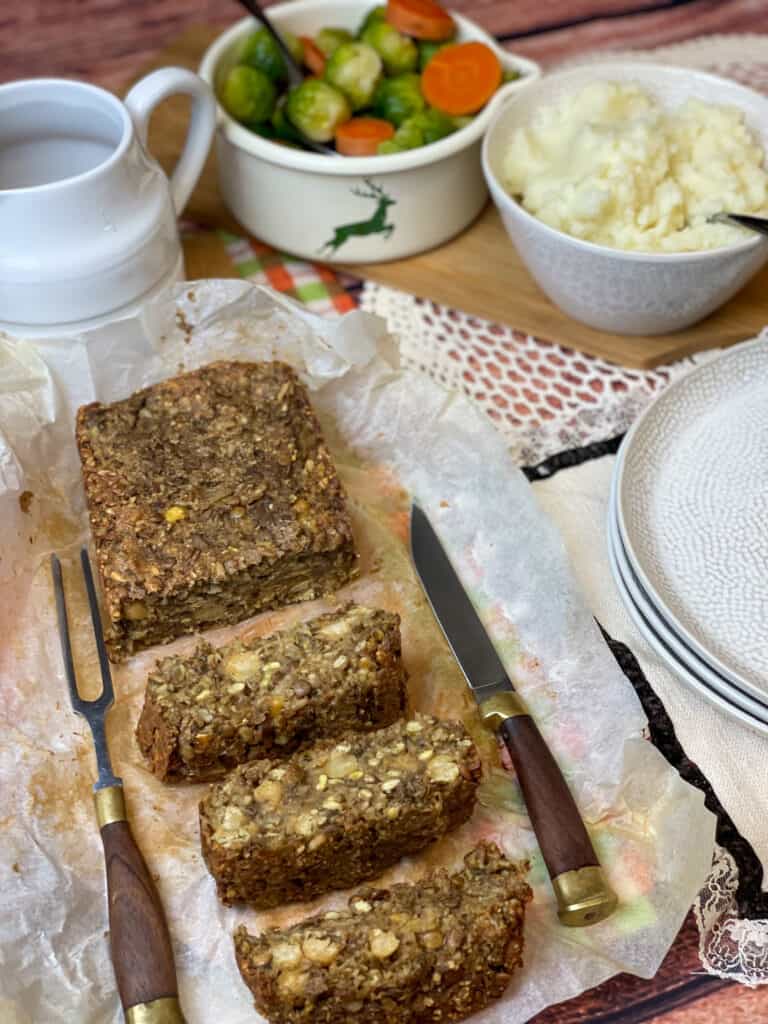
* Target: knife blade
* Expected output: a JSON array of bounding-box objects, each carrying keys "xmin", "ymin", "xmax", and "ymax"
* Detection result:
[
  {"xmin": 410, "ymin": 503, "xmax": 617, "ymax": 927},
  {"xmin": 52, "ymin": 551, "xmax": 186, "ymax": 1024}
]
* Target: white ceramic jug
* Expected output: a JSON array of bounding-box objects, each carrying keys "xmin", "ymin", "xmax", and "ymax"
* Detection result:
[{"xmin": 0, "ymin": 69, "xmax": 216, "ymax": 335}]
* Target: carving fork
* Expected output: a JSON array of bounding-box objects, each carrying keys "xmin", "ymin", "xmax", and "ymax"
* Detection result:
[{"xmin": 51, "ymin": 550, "xmax": 185, "ymax": 1024}]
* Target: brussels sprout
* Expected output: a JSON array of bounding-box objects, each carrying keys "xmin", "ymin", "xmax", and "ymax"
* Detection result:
[
  {"xmin": 324, "ymin": 41, "xmax": 383, "ymax": 111},
  {"xmin": 221, "ymin": 65, "xmax": 277, "ymax": 124},
  {"xmin": 247, "ymin": 121, "xmax": 277, "ymax": 140},
  {"xmin": 371, "ymin": 73, "xmax": 425, "ymax": 127},
  {"xmin": 418, "ymin": 39, "xmax": 451, "ymax": 71},
  {"xmin": 316, "ymin": 27, "xmax": 355, "ymax": 57},
  {"xmin": 357, "ymin": 5, "xmax": 387, "ymax": 37},
  {"xmin": 361, "ymin": 21, "xmax": 418, "ymax": 75},
  {"xmin": 413, "ymin": 107, "xmax": 456, "ymax": 144},
  {"xmin": 286, "ymin": 79, "xmax": 351, "ymax": 142},
  {"xmin": 376, "ymin": 122, "xmax": 423, "ymax": 154},
  {"xmin": 239, "ymin": 28, "xmax": 304, "ymax": 81},
  {"xmin": 271, "ymin": 99, "xmax": 304, "ymax": 143},
  {"xmin": 377, "ymin": 108, "xmax": 456, "ymax": 154},
  {"xmin": 390, "ymin": 118, "xmax": 424, "ymax": 150},
  {"xmin": 241, "ymin": 28, "xmax": 286, "ymax": 82}
]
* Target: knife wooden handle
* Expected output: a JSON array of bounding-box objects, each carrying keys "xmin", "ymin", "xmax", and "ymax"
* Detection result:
[
  {"xmin": 497, "ymin": 713, "xmax": 618, "ymax": 927},
  {"xmin": 96, "ymin": 787, "xmax": 185, "ymax": 1022},
  {"xmin": 499, "ymin": 714, "xmax": 597, "ymax": 873}
]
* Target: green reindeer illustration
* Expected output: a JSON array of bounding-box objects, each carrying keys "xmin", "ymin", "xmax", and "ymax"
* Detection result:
[{"xmin": 321, "ymin": 179, "xmax": 396, "ymax": 255}]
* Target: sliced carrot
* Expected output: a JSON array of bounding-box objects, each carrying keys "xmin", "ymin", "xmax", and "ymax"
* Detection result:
[
  {"xmin": 421, "ymin": 41, "xmax": 502, "ymax": 115},
  {"xmin": 386, "ymin": 0, "xmax": 455, "ymax": 41},
  {"xmin": 299, "ymin": 36, "xmax": 327, "ymax": 76},
  {"xmin": 335, "ymin": 117, "xmax": 395, "ymax": 156}
]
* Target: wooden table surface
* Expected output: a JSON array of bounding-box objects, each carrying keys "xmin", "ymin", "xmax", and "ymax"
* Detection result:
[{"xmin": 5, "ymin": 2, "xmax": 766, "ymax": 1022}]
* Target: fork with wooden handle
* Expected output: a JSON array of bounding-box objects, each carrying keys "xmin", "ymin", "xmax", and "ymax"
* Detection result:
[{"xmin": 51, "ymin": 550, "xmax": 185, "ymax": 1024}]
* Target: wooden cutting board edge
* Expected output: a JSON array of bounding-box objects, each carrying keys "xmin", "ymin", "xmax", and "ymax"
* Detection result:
[{"xmin": 132, "ymin": 25, "xmax": 768, "ymax": 370}]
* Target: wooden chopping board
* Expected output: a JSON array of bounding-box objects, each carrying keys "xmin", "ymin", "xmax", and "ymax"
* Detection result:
[{"xmin": 132, "ymin": 25, "xmax": 768, "ymax": 369}]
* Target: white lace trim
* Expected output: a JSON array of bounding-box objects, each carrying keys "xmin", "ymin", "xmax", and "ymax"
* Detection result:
[{"xmin": 695, "ymin": 847, "xmax": 768, "ymax": 986}]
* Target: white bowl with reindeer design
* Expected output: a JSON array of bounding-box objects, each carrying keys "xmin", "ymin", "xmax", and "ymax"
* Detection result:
[{"xmin": 199, "ymin": 0, "xmax": 539, "ymax": 263}]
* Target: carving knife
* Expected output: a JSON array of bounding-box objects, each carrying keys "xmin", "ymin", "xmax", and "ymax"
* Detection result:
[
  {"xmin": 410, "ymin": 504, "xmax": 617, "ymax": 927},
  {"xmin": 51, "ymin": 550, "xmax": 186, "ymax": 1024}
]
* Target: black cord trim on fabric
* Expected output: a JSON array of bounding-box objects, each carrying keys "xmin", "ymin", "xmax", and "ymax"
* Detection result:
[
  {"xmin": 522, "ymin": 434, "xmax": 625, "ymax": 482},
  {"xmin": 600, "ymin": 629, "xmax": 768, "ymax": 920},
  {"xmin": 494, "ymin": 0, "xmax": 707, "ymax": 43},
  {"xmin": 522, "ymin": 437, "xmax": 768, "ymax": 919}
]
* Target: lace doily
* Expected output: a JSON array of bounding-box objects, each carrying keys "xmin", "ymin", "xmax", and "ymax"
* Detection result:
[
  {"xmin": 359, "ymin": 288, "xmax": 713, "ymax": 464},
  {"xmin": 361, "ymin": 33, "xmax": 768, "ymax": 987},
  {"xmin": 696, "ymin": 847, "xmax": 768, "ymax": 987}
]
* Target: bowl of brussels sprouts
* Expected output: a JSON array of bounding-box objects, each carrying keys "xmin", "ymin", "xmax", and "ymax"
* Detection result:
[{"xmin": 199, "ymin": 0, "xmax": 539, "ymax": 262}]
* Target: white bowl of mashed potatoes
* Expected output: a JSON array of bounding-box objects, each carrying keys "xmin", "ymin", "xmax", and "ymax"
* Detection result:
[{"xmin": 482, "ymin": 63, "xmax": 768, "ymax": 335}]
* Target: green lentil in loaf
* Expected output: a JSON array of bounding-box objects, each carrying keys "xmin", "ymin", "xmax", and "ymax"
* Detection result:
[
  {"xmin": 137, "ymin": 604, "xmax": 407, "ymax": 782},
  {"xmin": 199, "ymin": 714, "xmax": 481, "ymax": 908},
  {"xmin": 233, "ymin": 842, "xmax": 531, "ymax": 1024}
]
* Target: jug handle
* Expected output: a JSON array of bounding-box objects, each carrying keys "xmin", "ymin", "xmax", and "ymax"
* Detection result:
[{"xmin": 124, "ymin": 67, "xmax": 216, "ymax": 215}]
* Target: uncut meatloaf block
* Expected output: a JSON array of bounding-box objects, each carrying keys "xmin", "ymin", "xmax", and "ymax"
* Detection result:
[
  {"xmin": 234, "ymin": 842, "xmax": 531, "ymax": 1024},
  {"xmin": 137, "ymin": 604, "xmax": 407, "ymax": 782},
  {"xmin": 75, "ymin": 360, "xmax": 357, "ymax": 661},
  {"xmin": 200, "ymin": 714, "xmax": 481, "ymax": 908}
]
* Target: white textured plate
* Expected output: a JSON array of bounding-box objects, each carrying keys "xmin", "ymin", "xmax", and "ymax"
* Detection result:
[
  {"xmin": 616, "ymin": 338, "xmax": 768, "ymax": 701},
  {"xmin": 607, "ymin": 501, "xmax": 768, "ymax": 737},
  {"xmin": 608, "ymin": 486, "xmax": 768, "ymax": 723}
]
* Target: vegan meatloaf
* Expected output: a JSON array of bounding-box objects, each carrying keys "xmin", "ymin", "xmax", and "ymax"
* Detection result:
[
  {"xmin": 234, "ymin": 841, "xmax": 531, "ymax": 1024},
  {"xmin": 200, "ymin": 714, "xmax": 481, "ymax": 908},
  {"xmin": 137, "ymin": 604, "xmax": 407, "ymax": 782},
  {"xmin": 75, "ymin": 361, "xmax": 358, "ymax": 661}
]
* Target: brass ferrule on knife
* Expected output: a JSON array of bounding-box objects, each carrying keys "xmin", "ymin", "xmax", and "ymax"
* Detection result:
[
  {"xmin": 480, "ymin": 691, "xmax": 528, "ymax": 726},
  {"xmin": 125, "ymin": 997, "xmax": 186, "ymax": 1023},
  {"xmin": 551, "ymin": 866, "xmax": 618, "ymax": 927}
]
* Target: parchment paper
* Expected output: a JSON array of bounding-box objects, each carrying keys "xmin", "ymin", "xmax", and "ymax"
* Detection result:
[{"xmin": 0, "ymin": 280, "xmax": 715, "ymax": 1024}]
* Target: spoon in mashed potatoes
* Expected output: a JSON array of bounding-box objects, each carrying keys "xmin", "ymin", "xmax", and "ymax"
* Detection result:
[{"xmin": 708, "ymin": 212, "xmax": 768, "ymax": 237}]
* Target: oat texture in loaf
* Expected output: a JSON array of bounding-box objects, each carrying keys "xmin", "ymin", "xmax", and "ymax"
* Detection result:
[
  {"xmin": 75, "ymin": 361, "xmax": 357, "ymax": 661},
  {"xmin": 234, "ymin": 842, "xmax": 531, "ymax": 1024},
  {"xmin": 136, "ymin": 604, "xmax": 407, "ymax": 782},
  {"xmin": 200, "ymin": 714, "xmax": 481, "ymax": 908}
]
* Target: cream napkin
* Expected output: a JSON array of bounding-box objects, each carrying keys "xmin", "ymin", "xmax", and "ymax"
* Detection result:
[{"xmin": 533, "ymin": 454, "xmax": 768, "ymax": 874}]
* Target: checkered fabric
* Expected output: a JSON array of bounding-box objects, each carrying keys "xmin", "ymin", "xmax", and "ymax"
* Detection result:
[{"xmin": 217, "ymin": 230, "xmax": 357, "ymax": 316}]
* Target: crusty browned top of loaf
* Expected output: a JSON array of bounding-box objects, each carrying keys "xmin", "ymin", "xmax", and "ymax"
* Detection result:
[{"xmin": 75, "ymin": 360, "xmax": 355, "ymax": 607}]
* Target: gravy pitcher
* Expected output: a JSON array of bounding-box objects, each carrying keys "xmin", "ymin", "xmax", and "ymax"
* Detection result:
[{"xmin": 0, "ymin": 68, "xmax": 216, "ymax": 335}]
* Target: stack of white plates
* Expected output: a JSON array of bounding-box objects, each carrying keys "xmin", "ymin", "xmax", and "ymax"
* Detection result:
[{"xmin": 608, "ymin": 337, "xmax": 768, "ymax": 735}]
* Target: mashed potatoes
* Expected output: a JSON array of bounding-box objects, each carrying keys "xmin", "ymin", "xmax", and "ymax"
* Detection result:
[{"xmin": 503, "ymin": 81, "xmax": 768, "ymax": 252}]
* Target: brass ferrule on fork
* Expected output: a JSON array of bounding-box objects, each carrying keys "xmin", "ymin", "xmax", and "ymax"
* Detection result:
[
  {"xmin": 94, "ymin": 784, "xmax": 127, "ymax": 828},
  {"xmin": 125, "ymin": 997, "xmax": 186, "ymax": 1023}
]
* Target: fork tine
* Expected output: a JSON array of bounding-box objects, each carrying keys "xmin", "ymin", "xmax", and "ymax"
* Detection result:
[
  {"xmin": 50, "ymin": 554, "xmax": 86, "ymax": 714},
  {"xmin": 79, "ymin": 549, "xmax": 115, "ymax": 709}
]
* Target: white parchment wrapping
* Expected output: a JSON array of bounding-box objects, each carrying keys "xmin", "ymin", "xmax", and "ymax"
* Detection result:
[{"xmin": 0, "ymin": 280, "xmax": 715, "ymax": 1024}]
